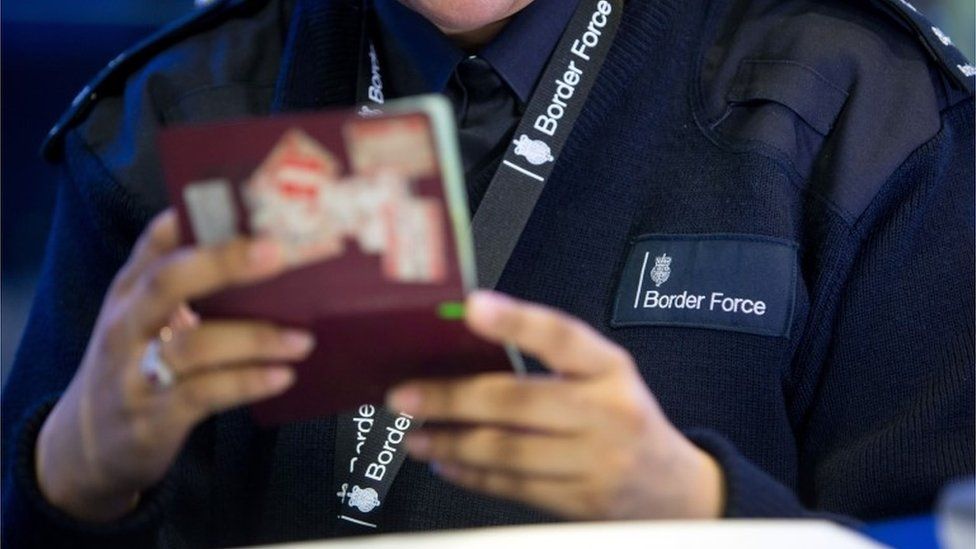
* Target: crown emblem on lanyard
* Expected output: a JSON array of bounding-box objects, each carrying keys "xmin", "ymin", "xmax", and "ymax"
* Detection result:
[
  {"xmin": 341, "ymin": 485, "xmax": 381, "ymax": 513},
  {"xmin": 512, "ymin": 134, "xmax": 555, "ymax": 166}
]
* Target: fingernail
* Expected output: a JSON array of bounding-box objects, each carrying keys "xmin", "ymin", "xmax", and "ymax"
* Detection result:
[
  {"xmin": 387, "ymin": 386, "xmax": 422, "ymax": 414},
  {"xmin": 282, "ymin": 330, "xmax": 315, "ymax": 353},
  {"xmin": 184, "ymin": 307, "xmax": 201, "ymax": 327},
  {"xmin": 170, "ymin": 304, "xmax": 198, "ymax": 331},
  {"xmin": 406, "ymin": 433, "xmax": 430, "ymax": 455},
  {"xmin": 248, "ymin": 239, "xmax": 281, "ymax": 267},
  {"xmin": 468, "ymin": 291, "xmax": 507, "ymax": 325},
  {"xmin": 266, "ymin": 367, "xmax": 295, "ymax": 390},
  {"xmin": 437, "ymin": 462, "xmax": 460, "ymax": 479}
]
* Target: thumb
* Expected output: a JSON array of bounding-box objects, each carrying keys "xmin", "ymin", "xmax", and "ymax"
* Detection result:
[{"xmin": 465, "ymin": 290, "xmax": 628, "ymax": 378}]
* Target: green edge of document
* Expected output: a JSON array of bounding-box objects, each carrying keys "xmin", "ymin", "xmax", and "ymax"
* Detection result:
[{"xmin": 437, "ymin": 301, "xmax": 466, "ymax": 320}]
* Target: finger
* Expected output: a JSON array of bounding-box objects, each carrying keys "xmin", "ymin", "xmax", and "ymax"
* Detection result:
[
  {"xmin": 387, "ymin": 373, "xmax": 584, "ymax": 432},
  {"xmin": 434, "ymin": 462, "xmax": 592, "ymax": 519},
  {"xmin": 170, "ymin": 364, "xmax": 295, "ymax": 425},
  {"xmin": 159, "ymin": 322, "xmax": 315, "ymax": 376},
  {"xmin": 406, "ymin": 427, "xmax": 591, "ymax": 477},
  {"xmin": 465, "ymin": 291, "xmax": 632, "ymax": 378},
  {"xmin": 114, "ymin": 210, "xmax": 181, "ymax": 292},
  {"xmin": 167, "ymin": 304, "xmax": 200, "ymax": 332},
  {"xmin": 132, "ymin": 237, "xmax": 286, "ymax": 334}
]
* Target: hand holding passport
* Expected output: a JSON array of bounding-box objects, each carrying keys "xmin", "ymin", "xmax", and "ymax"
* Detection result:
[{"xmin": 159, "ymin": 96, "xmax": 518, "ymax": 424}]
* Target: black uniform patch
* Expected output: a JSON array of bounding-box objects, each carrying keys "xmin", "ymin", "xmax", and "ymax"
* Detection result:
[{"xmin": 611, "ymin": 234, "xmax": 798, "ymax": 338}]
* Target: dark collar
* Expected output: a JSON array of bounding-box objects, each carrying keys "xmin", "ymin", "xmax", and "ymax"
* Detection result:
[
  {"xmin": 373, "ymin": 0, "xmax": 580, "ymax": 103},
  {"xmin": 273, "ymin": 0, "xmax": 677, "ymax": 131},
  {"xmin": 272, "ymin": 0, "xmax": 362, "ymax": 112}
]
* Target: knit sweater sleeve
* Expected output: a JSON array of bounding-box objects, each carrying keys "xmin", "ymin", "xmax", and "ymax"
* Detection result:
[
  {"xmin": 0, "ymin": 137, "xmax": 170, "ymax": 547},
  {"xmin": 691, "ymin": 98, "xmax": 975, "ymax": 521}
]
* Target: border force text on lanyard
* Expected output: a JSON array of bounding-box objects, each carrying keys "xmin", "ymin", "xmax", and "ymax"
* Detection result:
[{"xmin": 334, "ymin": 0, "xmax": 623, "ymax": 532}]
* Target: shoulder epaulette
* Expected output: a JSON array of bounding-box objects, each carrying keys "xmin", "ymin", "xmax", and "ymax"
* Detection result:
[
  {"xmin": 41, "ymin": 0, "xmax": 271, "ymax": 161},
  {"xmin": 869, "ymin": 0, "xmax": 975, "ymax": 95}
]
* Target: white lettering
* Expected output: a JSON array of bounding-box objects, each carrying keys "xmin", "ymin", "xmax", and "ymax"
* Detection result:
[
  {"xmin": 547, "ymin": 2, "xmax": 614, "ymax": 137},
  {"xmin": 643, "ymin": 289, "xmax": 767, "ymax": 316},
  {"xmin": 353, "ymin": 416, "xmax": 374, "ymax": 433},
  {"xmin": 546, "ymin": 102, "xmax": 565, "ymax": 120},
  {"xmin": 555, "ymin": 79, "xmax": 574, "ymax": 100},
  {"xmin": 583, "ymin": 26, "xmax": 602, "ymax": 49},
  {"xmin": 642, "ymin": 290, "xmax": 705, "ymax": 310},
  {"xmin": 367, "ymin": 44, "xmax": 384, "ymax": 104},
  {"xmin": 367, "ymin": 86, "xmax": 384, "ymax": 104},
  {"xmin": 572, "ymin": 1, "xmax": 611, "ymax": 61},
  {"xmin": 534, "ymin": 115, "xmax": 557, "ymax": 136},
  {"xmin": 563, "ymin": 66, "xmax": 581, "ymax": 87},
  {"xmin": 708, "ymin": 292, "xmax": 766, "ymax": 316},
  {"xmin": 347, "ymin": 405, "xmax": 377, "ymax": 474},
  {"xmin": 364, "ymin": 413, "xmax": 412, "ymax": 482},
  {"xmin": 385, "ymin": 425, "xmax": 405, "ymax": 446},
  {"xmin": 591, "ymin": 11, "xmax": 608, "ymax": 28},
  {"xmin": 571, "ymin": 38, "xmax": 591, "ymax": 61},
  {"xmin": 365, "ymin": 462, "xmax": 385, "ymax": 481}
]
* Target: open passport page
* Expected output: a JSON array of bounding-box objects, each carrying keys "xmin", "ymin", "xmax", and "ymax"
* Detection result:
[{"xmin": 159, "ymin": 95, "xmax": 519, "ymax": 424}]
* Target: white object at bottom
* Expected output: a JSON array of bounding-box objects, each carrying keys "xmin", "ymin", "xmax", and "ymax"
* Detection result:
[{"xmin": 246, "ymin": 520, "xmax": 883, "ymax": 549}]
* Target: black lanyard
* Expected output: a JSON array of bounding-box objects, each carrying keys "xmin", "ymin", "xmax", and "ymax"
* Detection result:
[{"xmin": 334, "ymin": 0, "xmax": 624, "ymax": 532}]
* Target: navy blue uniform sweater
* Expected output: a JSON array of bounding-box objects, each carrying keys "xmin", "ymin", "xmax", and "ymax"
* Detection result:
[{"xmin": 3, "ymin": 0, "xmax": 974, "ymax": 547}]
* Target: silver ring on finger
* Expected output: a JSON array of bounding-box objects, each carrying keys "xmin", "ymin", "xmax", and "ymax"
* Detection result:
[{"xmin": 141, "ymin": 327, "xmax": 177, "ymax": 389}]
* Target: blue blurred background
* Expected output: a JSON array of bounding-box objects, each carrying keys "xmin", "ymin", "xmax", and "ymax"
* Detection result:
[{"xmin": 1, "ymin": 0, "xmax": 974, "ymax": 379}]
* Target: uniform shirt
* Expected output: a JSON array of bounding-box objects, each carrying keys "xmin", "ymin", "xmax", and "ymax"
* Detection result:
[
  {"xmin": 2, "ymin": 0, "xmax": 973, "ymax": 547},
  {"xmin": 373, "ymin": 0, "xmax": 579, "ymax": 211}
]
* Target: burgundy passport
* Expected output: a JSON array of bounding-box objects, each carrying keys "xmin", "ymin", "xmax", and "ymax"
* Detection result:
[{"xmin": 158, "ymin": 97, "xmax": 513, "ymax": 424}]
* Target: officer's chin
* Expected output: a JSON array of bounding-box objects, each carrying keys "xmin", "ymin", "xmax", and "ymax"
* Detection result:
[{"xmin": 398, "ymin": 0, "xmax": 534, "ymax": 34}]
